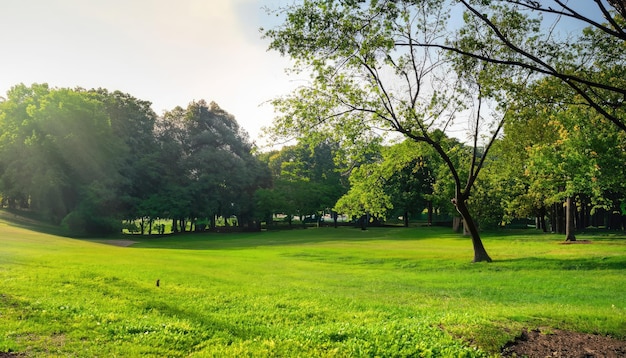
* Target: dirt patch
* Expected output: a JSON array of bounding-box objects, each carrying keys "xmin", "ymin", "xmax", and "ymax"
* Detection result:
[
  {"xmin": 502, "ymin": 328, "xmax": 626, "ymax": 357},
  {"xmin": 560, "ymin": 240, "xmax": 593, "ymax": 245}
]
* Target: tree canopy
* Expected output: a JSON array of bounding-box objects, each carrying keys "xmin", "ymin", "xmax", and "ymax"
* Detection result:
[{"xmin": 0, "ymin": 84, "xmax": 268, "ymax": 235}]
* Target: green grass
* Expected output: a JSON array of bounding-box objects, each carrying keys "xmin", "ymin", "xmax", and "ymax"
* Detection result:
[{"xmin": 1, "ymin": 212, "xmax": 625, "ymax": 357}]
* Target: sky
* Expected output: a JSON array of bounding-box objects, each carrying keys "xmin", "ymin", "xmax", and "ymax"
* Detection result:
[{"xmin": 0, "ymin": 0, "xmax": 297, "ymax": 146}]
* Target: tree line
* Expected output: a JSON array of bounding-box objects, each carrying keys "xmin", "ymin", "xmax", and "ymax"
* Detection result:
[
  {"xmin": 0, "ymin": 84, "xmax": 269, "ymax": 234},
  {"xmin": 0, "ymin": 84, "xmax": 356, "ymax": 235},
  {"xmin": 0, "ymin": 82, "xmax": 624, "ymax": 243}
]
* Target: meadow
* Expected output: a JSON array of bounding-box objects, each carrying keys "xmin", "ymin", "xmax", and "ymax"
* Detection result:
[{"xmin": 1, "ymin": 211, "xmax": 625, "ymax": 357}]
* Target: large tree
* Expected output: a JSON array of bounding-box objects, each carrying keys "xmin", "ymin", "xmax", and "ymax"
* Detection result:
[
  {"xmin": 92, "ymin": 89, "xmax": 161, "ymax": 224},
  {"xmin": 264, "ymin": 0, "xmax": 526, "ymax": 262},
  {"xmin": 155, "ymin": 100, "xmax": 269, "ymax": 232},
  {"xmin": 0, "ymin": 84, "xmax": 125, "ymax": 233}
]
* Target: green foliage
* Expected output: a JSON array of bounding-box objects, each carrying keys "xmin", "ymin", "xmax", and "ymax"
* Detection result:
[
  {"xmin": 0, "ymin": 85, "xmax": 270, "ymax": 233},
  {"xmin": 467, "ymin": 167, "xmax": 506, "ymax": 230},
  {"xmin": 335, "ymin": 140, "xmax": 438, "ymax": 221},
  {"xmin": 257, "ymin": 140, "xmax": 347, "ymax": 224},
  {"xmin": 335, "ymin": 162, "xmax": 392, "ymax": 219},
  {"xmin": 61, "ymin": 210, "xmax": 121, "ymax": 236},
  {"xmin": 495, "ymin": 74, "xmax": 626, "ymax": 227},
  {"xmin": 155, "ymin": 100, "xmax": 269, "ymax": 229},
  {"xmin": 454, "ymin": 1, "xmax": 626, "ymax": 131},
  {"xmin": 0, "ymin": 84, "xmax": 124, "ymax": 232}
]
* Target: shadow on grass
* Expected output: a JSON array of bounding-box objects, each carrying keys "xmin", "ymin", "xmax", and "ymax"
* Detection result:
[
  {"xmin": 493, "ymin": 256, "xmax": 626, "ymax": 271},
  {"xmin": 0, "ymin": 209, "xmax": 71, "ymax": 237},
  {"xmin": 124, "ymin": 225, "xmax": 459, "ymax": 250},
  {"xmin": 0, "ymin": 209, "xmax": 470, "ymax": 251}
]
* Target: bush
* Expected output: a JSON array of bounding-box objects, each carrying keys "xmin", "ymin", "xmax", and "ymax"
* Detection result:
[{"xmin": 62, "ymin": 210, "xmax": 121, "ymax": 236}]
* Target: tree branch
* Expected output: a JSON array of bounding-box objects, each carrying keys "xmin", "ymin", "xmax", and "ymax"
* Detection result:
[
  {"xmin": 398, "ymin": 42, "xmax": 626, "ymax": 131},
  {"xmin": 499, "ymin": 0, "xmax": 625, "ymax": 40}
]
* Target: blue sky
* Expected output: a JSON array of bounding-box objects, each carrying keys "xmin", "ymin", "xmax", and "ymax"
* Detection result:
[{"xmin": 0, "ymin": 0, "xmax": 295, "ymax": 145}]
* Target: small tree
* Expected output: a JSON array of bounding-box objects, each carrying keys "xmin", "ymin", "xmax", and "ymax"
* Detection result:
[
  {"xmin": 335, "ymin": 140, "xmax": 436, "ymax": 227},
  {"xmin": 259, "ymin": 141, "xmax": 347, "ymax": 227}
]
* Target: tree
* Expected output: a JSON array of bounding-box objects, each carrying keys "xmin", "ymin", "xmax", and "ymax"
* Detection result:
[
  {"xmin": 259, "ymin": 141, "xmax": 347, "ymax": 227},
  {"xmin": 0, "ymin": 84, "xmax": 48, "ymax": 210},
  {"xmin": 0, "ymin": 84, "xmax": 125, "ymax": 233},
  {"xmin": 155, "ymin": 100, "xmax": 268, "ymax": 231},
  {"xmin": 152, "ymin": 106, "xmax": 192, "ymax": 232},
  {"xmin": 382, "ymin": 141, "xmax": 437, "ymax": 227},
  {"xmin": 335, "ymin": 140, "xmax": 436, "ymax": 227},
  {"xmin": 91, "ymin": 89, "xmax": 161, "ymax": 225},
  {"xmin": 264, "ymin": 0, "xmax": 524, "ymax": 262},
  {"xmin": 334, "ymin": 160, "xmax": 392, "ymax": 225},
  {"xmin": 465, "ymin": 150, "xmax": 507, "ymax": 230},
  {"xmin": 498, "ymin": 75, "xmax": 626, "ymax": 239},
  {"xmin": 494, "ymin": 93, "xmax": 557, "ymax": 232}
]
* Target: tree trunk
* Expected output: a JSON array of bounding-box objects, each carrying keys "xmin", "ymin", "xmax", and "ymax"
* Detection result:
[
  {"xmin": 427, "ymin": 200, "xmax": 433, "ymax": 226},
  {"xmin": 455, "ymin": 198, "xmax": 492, "ymax": 262},
  {"xmin": 172, "ymin": 218, "xmax": 178, "ymax": 233},
  {"xmin": 555, "ymin": 202, "xmax": 565, "ymax": 234},
  {"xmin": 578, "ymin": 197, "xmax": 587, "ymax": 229},
  {"xmin": 565, "ymin": 196, "xmax": 576, "ymax": 241},
  {"xmin": 404, "ymin": 211, "xmax": 409, "ymax": 227},
  {"xmin": 538, "ymin": 207, "xmax": 547, "ymax": 232},
  {"xmin": 452, "ymin": 217, "xmax": 463, "ymax": 232}
]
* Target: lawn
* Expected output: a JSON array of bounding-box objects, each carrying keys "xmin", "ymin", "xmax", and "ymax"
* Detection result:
[{"xmin": 1, "ymin": 212, "xmax": 625, "ymax": 357}]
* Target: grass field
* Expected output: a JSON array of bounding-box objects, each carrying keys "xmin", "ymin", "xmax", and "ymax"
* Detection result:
[{"xmin": 1, "ymin": 211, "xmax": 625, "ymax": 357}]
